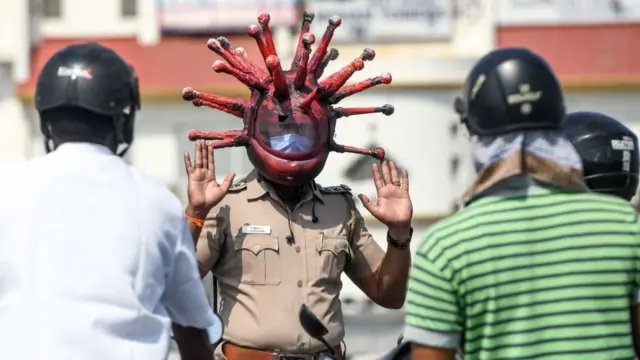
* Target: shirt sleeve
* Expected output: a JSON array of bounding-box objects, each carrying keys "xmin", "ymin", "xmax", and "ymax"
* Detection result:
[
  {"xmin": 403, "ymin": 240, "xmax": 463, "ymax": 349},
  {"xmin": 345, "ymin": 207, "xmax": 385, "ymax": 281},
  {"xmin": 196, "ymin": 204, "xmax": 230, "ymax": 275},
  {"xmin": 163, "ymin": 218, "xmax": 216, "ymax": 329}
]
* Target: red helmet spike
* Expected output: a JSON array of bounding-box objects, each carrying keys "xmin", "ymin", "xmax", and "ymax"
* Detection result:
[
  {"xmin": 215, "ymin": 37, "xmax": 268, "ymax": 79},
  {"xmin": 217, "ymin": 37, "xmax": 231, "ymax": 50},
  {"xmin": 318, "ymin": 58, "xmax": 364, "ymax": 96},
  {"xmin": 182, "ymin": 87, "xmax": 247, "ymax": 118},
  {"xmin": 315, "ymin": 48, "xmax": 339, "ymax": 79},
  {"xmin": 248, "ymin": 24, "xmax": 271, "ymax": 66},
  {"xmin": 265, "ymin": 56, "xmax": 289, "ymax": 99},
  {"xmin": 329, "ymin": 73, "xmax": 392, "ymax": 104},
  {"xmin": 207, "ymin": 39, "xmax": 253, "ymax": 75},
  {"xmin": 188, "ymin": 129, "xmax": 245, "ymax": 141},
  {"xmin": 212, "ymin": 60, "xmax": 267, "ymax": 91},
  {"xmin": 257, "ymin": 13, "xmax": 278, "ymax": 61},
  {"xmin": 291, "ymin": 11, "xmax": 315, "ymax": 70},
  {"xmin": 298, "ymin": 88, "xmax": 321, "ymax": 112},
  {"xmin": 294, "ymin": 33, "xmax": 315, "ymax": 90},
  {"xmin": 359, "ymin": 48, "xmax": 376, "ymax": 62},
  {"xmin": 307, "ymin": 16, "xmax": 342, "ymax": 77},
  {"xmin": 334, "ymin": 104, "xmax": 394, "ymax": 118},
  {"xmin": 235, "ymin": 47, "xmax": 247, "ymax": 58},
  {"xmin": 330, "ymin": 144, "xmax": 386, "ymax": 160},
  {"xmin": 184, "ymin": 12, "xmax": 395, "ymax": 186},
  {"xmin": 188, "ymin": 132, "xmax": 248, "ymax": 149}
]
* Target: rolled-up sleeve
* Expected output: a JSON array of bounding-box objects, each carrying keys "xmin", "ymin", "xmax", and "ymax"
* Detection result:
[
  {"xmin": 196, "ymin": 205, "xmax": 229, "ymax": 275},
  {"xmin": 403, "ymin": 249, "xmax": 462, "ymax": 349},
  {"xmin": 163, "ymin": 219, "xmax": 216, "ymax": 329}
]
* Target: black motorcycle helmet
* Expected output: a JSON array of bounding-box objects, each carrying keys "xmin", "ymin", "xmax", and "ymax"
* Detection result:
[
  {"xmin": 563, "ymin": 111, "xmax": 639, "ymax": 201},
  {"xmin": 454, "ymin": 47, "xmax": 565, "ymax": 136},
  {"xmin": 35, "ymin": 42, "xmax": 141, "ymax": 156}
]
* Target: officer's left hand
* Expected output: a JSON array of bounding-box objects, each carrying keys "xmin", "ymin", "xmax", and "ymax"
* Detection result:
[{"xmin": 358, "ymin": 161, "xmax": 412, "ymax": 236}]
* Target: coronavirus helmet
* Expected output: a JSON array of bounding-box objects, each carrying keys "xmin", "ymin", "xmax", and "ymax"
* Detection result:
[{"xmin": 182, "ymin": 11, "xmax": 393, "ymax": 186}]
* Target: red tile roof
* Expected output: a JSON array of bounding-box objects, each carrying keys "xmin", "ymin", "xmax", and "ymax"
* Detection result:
[
  {"xmin": 18, "ymin": 35, "xmax": 267, "ymax": 100},
  {"xmin": 497, "ymin": 23, "xmax": 640, "ymax": 87}
]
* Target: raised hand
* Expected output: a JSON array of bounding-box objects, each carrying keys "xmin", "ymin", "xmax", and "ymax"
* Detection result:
[
  {"xmin": 358, "ymin": 161, "xmax": 413, "ymax": 237},
  {"xmin": 184, "ymin": 140, "xmax": 236, "ymax": 218}
]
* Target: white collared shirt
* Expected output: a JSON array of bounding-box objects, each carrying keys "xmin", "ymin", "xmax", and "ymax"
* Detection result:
[{"xmin": 0, "ymin": 143, "xmax": 215, "ymax": 360}]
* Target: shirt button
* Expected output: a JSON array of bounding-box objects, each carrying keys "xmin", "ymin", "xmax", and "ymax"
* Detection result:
[
  {"xmin": 252, "ymin": 245, "xmax": 260, "ymax": 252},
  {"xmin": 297, "ymin": 280, "xmax": 303, "ymax": 287},
  {"xmin": 295, "ymin": 246, "xmax": 301, "ymax": 253},
  {"xmin": 298, "ymin": 343, "xmax": 306, "ymax": 349}
]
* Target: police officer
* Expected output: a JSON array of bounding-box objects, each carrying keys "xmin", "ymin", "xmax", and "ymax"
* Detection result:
[
  {"xmin": 0, "ymin": 43, "xmax": 219, "ymax": 360},
  {"xmin": 562, "ymin": 111, "xmax": 639, "ymax": 201},
  {"xmin": 184, "ymin": 146, "xmax": 413, "ymax": 360},
  {"xmin": 180, "ymin": 11, "xmax": 414, "ymax": 359}
]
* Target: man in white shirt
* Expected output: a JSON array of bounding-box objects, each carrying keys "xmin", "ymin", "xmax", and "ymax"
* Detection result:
[{"xmin": 0, "ymin": 42, "xmax": 218, "ymax": 360}]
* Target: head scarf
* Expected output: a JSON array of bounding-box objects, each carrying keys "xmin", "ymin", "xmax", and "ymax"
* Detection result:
[{"xmin": 462, "ymin": 130, "xmax": 587, "ymax": 204}]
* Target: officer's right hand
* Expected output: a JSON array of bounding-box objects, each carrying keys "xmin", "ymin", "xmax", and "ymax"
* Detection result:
[{"xmin": 184, "ymin": 140, "xmax": 235, "ymax": 219}]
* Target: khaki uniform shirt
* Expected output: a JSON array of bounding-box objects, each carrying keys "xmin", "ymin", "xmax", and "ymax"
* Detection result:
[{"xmin": 196, "ymin": 170, "xmax": 385, "ymax": 354}]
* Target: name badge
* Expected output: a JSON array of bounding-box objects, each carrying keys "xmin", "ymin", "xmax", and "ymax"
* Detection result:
[{"xmin": 242, "ymin": 225, "xmax": 271, "ymax": 235}]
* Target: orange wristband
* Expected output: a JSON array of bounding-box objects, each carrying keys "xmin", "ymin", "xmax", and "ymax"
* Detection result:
[{"xmin": 184, "ymin": 213, "xmax": 205, "ymax": 228}]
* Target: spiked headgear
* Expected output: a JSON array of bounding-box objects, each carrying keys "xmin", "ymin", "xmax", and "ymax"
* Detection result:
[{"xmin": 183, "ymin": 11, "xmax": 394, "ymax": 186}]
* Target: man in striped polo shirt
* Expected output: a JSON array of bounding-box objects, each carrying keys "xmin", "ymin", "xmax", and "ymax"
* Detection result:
[{"xmin": 404, "ymin": 48, "xmax": 640, "ymax": 360}]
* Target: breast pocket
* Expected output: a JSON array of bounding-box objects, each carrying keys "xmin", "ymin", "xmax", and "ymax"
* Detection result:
[
  {"xmin": 316, "ymin": 234, "xmax": 351, "ymax": 280},
  {"xmin": 234, "ymin": 235, "xmax": 281, "ymax": 285}
]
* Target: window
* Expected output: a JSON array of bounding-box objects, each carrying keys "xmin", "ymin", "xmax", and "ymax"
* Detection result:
[
  {"xmin": 42, "ymin": 0, "xmax": 61, "ymax": 18},
  {"xmin": 121, "ymin": 0, "xmax": 137, "ymax": 18}
]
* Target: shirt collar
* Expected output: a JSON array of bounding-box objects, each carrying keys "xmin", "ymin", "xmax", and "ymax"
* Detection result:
[
  {"xmin": 54, "ymin": 142, "xmax": 115, "ymax": 156},
  {"xmin": 244, "ymin": 169, "xmax": 324, "ymax": 203}
]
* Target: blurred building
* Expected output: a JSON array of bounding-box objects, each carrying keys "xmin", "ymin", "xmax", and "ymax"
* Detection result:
[{"xmin": 2, "ymin": 0, "xmax": 640, "ymax": 357}]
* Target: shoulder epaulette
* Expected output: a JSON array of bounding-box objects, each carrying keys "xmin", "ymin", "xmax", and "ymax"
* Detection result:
[
  {"xmin": 319, "ymin": 184, "xmax": 352, "ymax": 194},
  {"xmin": 228, "ymin": 180, "xmax": 248, "ymax": 192}
]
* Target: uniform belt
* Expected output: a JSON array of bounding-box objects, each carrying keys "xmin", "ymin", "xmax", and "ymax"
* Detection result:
[{"xmin": 222, "ymin": 342, "xmax": 343, "ymax": 360}]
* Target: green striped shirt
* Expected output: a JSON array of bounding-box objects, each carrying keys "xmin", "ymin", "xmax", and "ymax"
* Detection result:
[{"xmin": 404, "ymin": 178, "xmax": 640, "ymax": 360}]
